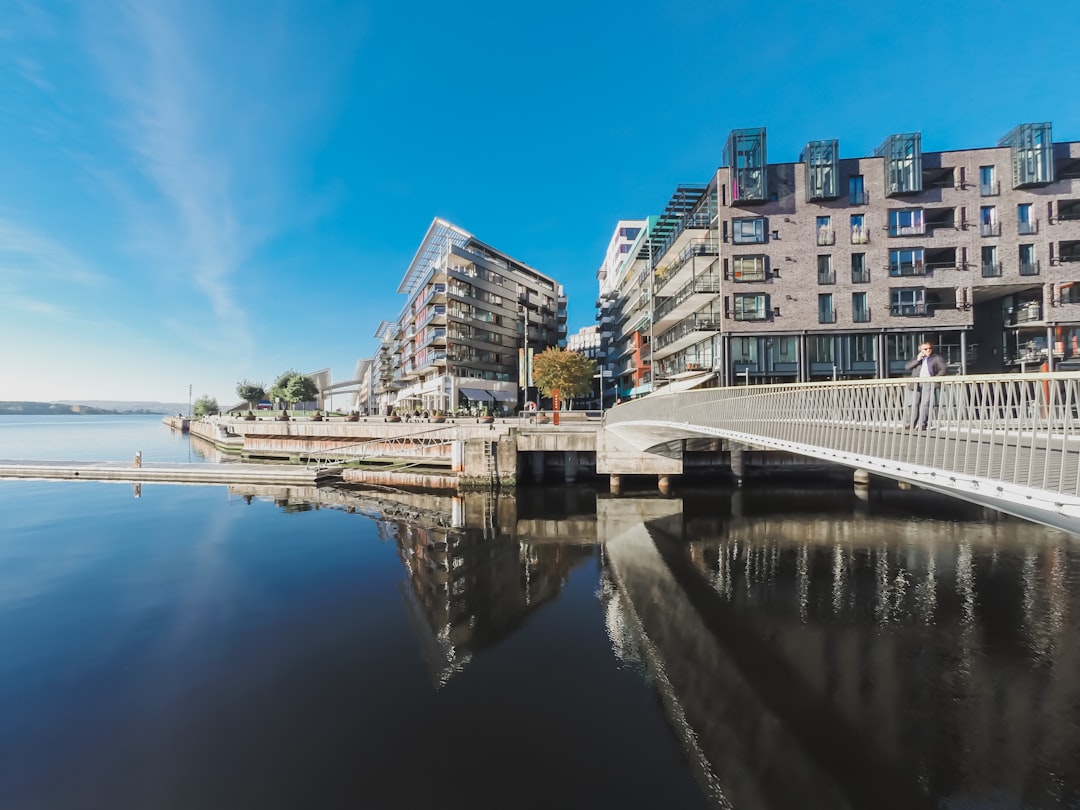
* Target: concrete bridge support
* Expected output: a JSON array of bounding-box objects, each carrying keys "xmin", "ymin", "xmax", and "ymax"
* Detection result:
[
  {"xmin": 564, "ymin": 451, "xmax": 578, "ymax": 483},
  {"xmin": 729, "ymin": 444, "xmax": 746, "ymax": 486},
  {"xmin": 530, "ymin": 452, "xmax": 545, "ymax": 483}
]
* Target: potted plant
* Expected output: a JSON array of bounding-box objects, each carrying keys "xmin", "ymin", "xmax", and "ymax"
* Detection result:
[
  {"xmin": 387, "ymin": 409, "xmax": 402, "ymax": 423},
  {"xmin": 311, "ymin": 410, "xmax": 323, "ymax": 422},
  {"xmin": 432, "ymin": 410, "xmax": 446, "ymax": 423},
  {"xmin": 345, "ymin": 411, "xmax": 360, "ymax": 422},
  {"xmin": 479, "ymin": 406, "xmax": 494, "ymax": 424}
]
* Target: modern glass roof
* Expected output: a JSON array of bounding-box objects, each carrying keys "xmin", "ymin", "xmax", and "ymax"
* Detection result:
[
  {"xmin": 636, "ymin": 185, "xmax": 709, "ymax": 261},
  {"xmin": 397, "ymin": 218, "xmax": 472, "ymax": 297}
]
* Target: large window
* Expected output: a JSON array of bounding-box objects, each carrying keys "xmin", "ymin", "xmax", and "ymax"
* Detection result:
[
  {"xmin": 979, "ymin": 165, "xmax": 998, "ymax": 196},
  {"xmin": 732, "ymin": 218, "xmax": 765, "ymax": 244},
  {"xmin": 1017, "ymin": 203, "xmax": 1037, "ymax": 234},
  {"xmin": 851, "ymin": 214, "xmax": 868, "ymax": 244},
  {"xmin": 888, "ymin": 208, "xmax": 925, "ymax": 236},
  {"xmin": 851, "ymin": 253, "xmax": 869, "ymax": 283},
  {"xmin": 979, "ymin": 206, "xmax": 998, "ymax": 237},
  {"xmin": 890, "ymin": 287, "xmax": 926, "ymax": 316},
  {"xmin": 731, "ymin": 337, "xmax": 757, "ymax": 363},
  {"xmin": 849, "ymin": 175, "xmax": 866, "ymax": 205},
  {"xmin": 732, "ymin": 254, "xmax": 766, "ymax": 282},
  {"xmin": 817, "ymin": 255, "xmax": 835, "ymax": 284},
  {"xmin": 733, "ymin": 293, "xmax": 768, "ymax": 321},
  {"xmin": 818, "ymin": 293, "xmax": 835, "ymax": 323},
  {"xmin": 850, "ymin": 334, "xmax": 876, "ymax": 362},
  {"xmin": 852, "ymin": 292, "xmax": 870, "ymax": 323},
  {"xmin": 981, "ymin": 245, "xmax": 1000, "ymax": 277},
  {"xmin": 1020, "ymin": 244, "xmax": 1039, "ymax": 276},
  {"xmin": 889, "ymin": 248, "xmax": 925, "ymax": 276},
  {"xmin": 816, "ymin": 216, "xmax": 834, "ymax": 245},
  {"xmin": 809, "ymin": 336, "xmax": 834, "ymax": 363}
]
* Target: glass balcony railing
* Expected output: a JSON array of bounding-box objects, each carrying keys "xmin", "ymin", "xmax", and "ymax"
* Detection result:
[{"xmin": 653, "ymin": 275, "xmax": 721, "ymax": 321}]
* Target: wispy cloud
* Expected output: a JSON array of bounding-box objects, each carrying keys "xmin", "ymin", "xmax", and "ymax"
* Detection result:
[
  {"xmin": 87, "ymin": 1, "xmax": 256, "ymax": 340},
  {"xmin": 0, "ymin": 218, "xmax": 107, "ymax": 286}
]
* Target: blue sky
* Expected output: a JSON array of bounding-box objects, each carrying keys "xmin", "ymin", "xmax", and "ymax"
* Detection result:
[{"xmin": 2, "ymin": 0, "xmax": 1078, "ymax": 405}]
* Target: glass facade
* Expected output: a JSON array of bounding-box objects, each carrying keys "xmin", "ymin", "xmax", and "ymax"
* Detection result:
[
  {"xmin": 876, "ymin": 133, "xmax": 923, "ymax": 196},
  {"xmin": 802, "ymin": 139, "xmax": 839, "ymax": 201},
  {"xmin": 725, "ymin": 128, "xmax": 768, "ymax": 203},
  {"xmin": 1001, "ymin": 122, "xmax": 1054, "ymax": 188}
]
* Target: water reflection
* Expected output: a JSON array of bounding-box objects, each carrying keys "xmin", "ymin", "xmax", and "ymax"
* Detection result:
[
  {"xmin": 211, "ymin": 481, "xmax": 1078, "ymax": 808},
  {"xmin": 600, "ymin": 487, "xmax": 1080, "ymax": 809}
]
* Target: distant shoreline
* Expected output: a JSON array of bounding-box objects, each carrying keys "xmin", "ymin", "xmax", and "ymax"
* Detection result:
[{"xmin": 0, "ymin": 402, "xmax": 173, "ymax": 416}]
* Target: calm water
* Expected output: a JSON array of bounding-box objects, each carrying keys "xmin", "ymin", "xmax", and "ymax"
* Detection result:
[{"xmin": 0, "ymin": 416, "xmax": 1078, "ymax": 809}]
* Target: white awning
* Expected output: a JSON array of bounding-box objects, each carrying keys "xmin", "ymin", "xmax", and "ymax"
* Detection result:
[{"xmin": 651, "ymin": 371, "xmax": 716, "ymax": 395}]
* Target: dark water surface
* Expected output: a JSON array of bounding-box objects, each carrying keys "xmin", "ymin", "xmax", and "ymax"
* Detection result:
[{"xmin": 0, "ymin": 416, "xmax": 1078, "ymax": 809}]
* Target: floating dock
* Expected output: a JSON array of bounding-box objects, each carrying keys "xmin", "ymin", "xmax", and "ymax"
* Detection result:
[{"xmin": 0, "ymin": 460, "xmax": 332, "ymax": 485}]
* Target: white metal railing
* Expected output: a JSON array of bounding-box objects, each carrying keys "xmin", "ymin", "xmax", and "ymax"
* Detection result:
[
  {"xmin": 305, "ymin": 425, "xmax": 456, "ymax": 471},
  {"xmin": 604, "ymin": 374, "xmax": 1080, "ymax": 530}
]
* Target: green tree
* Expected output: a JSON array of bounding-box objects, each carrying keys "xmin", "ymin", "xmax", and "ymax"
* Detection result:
[
  {"xmin": 269, "ymin": 370, "xmax": 319, "ymax": 410},
  {"xmin": 236, "ymin": 380, "xmax": 267, "ymax": 412},
  {"xmin": 532, "ymin": 348, "xmax": 596, "ymax": 405},
  {"xmin": 193, "ymin": 394, "xmax": 219, "ymax": 416}
]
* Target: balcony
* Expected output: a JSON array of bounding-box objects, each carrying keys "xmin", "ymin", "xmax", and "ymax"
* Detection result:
[
  {"xmin": 653, "ymin": 275, "xmax": 721, "ymax": 329},
  {"xmin": 981, "ymin": 262, "xmax": 1003, "ymax": 278},
  {"xmin": 1057, "ymin": 200, "xmax": 1080, "ymax": 222},
  {"xmin": 890, "ymin": 302, "xmax": 928, "ymax": 317},
  {"xmin": 980, "ymin": 222, "xmax": 1001, "ymax": 237},
  {"xmin": 653, "ymin": 314, "xmax": 724, "ymax": 359},
  {"xmin": 1011, "ymin": 302, "xmax": 1043, "ymax": 324},
  {"xmin": 850, "ymin": 190, "xmax": 869, "ymax": 205},
  {"xmin": 888, "ymin": 223, "xmax": 925, "ymax": 237},
  {"xmin": 1020, "ymin": 260, "xmax": 1041, "ymax": 276},
  {"xmin": 818, "ymin": 308, "xmax": 836, "ymax": 324},
  {"xmin": 816, "ymin": 227, "xmax": 835, "ymax": 246},
  {"xmin": 850, "ymin": 226, "xmax": 870, "ymax": 244},
  {"xmin": 889, "ymin": 261, "xmax": 926, "ymax": 277},
  {"xmin": 979, "ymin": 181, "xmax": 1000, "ymax": 196},
  {"xmin": 1018, "ymin": 220, "xmax": 1039, "ymax": 235},
  {"xmin": 654, "ymin": 239, "xmax": 719, "ymax": 294},
  {"xmin": 1059, "ymin": 241, "xmax": 1080, "ymax": 263},
  {"xmin": 817, "ymin": 269, "xmax": 836, "ymax": 285}
]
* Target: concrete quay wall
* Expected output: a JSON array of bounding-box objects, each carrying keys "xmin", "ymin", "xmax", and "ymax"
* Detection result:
[{"xmin": 179, "ymin": 415, "xmax": 764, "ymax": 489}]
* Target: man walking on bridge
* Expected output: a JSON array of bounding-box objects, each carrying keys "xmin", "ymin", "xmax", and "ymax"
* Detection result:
[{"xmin": 905, "ymin": 341, "xmax": 947, "ymax": 430}]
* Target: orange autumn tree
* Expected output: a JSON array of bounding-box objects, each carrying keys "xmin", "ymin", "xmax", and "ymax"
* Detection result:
[{"xmin": 531, "ymin": 348, "xmax": 596, "ymax": 424}]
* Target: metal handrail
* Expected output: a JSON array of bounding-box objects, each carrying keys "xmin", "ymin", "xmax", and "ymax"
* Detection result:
[
  {"xmin": 604, "ymin": 374, "xmax": 1080, "ymax": 529},
  {"xmin": 306, "ymin": 425, "xmax": 457, "ymax": 470}
]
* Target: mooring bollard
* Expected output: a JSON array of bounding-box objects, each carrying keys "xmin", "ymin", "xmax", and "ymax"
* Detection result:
[{"xmin": 133, "ymin": 451, "xmax": 142, "ymax": 468}]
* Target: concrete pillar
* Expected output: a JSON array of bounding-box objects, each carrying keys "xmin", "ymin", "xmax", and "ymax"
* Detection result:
[
  {"xmin": 564, "ymin": 451, "xmax": 578, "ymax": 483},
  {"xmin": 530, "ymin": 452, "xmax": 545, "ymax": 483},
  {"xmin": 853, "ymin": 469, "xmax": 870, "ymax": 501},
  {"xmin": 730, "ymin": 444, "xmax": 745, "ymax": 486},
  {"xmin": 960, "ymin": 331, "xmax": 968, "ymax": 375},
  {"xmin": 609, "ymin": 474, "xmax": 621, "ymax": 494}
]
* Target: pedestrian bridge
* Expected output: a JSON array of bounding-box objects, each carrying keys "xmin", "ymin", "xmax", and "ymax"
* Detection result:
[{"xmin": 603, "ymin": 373, "xmax": 1080, "ymax": 535}]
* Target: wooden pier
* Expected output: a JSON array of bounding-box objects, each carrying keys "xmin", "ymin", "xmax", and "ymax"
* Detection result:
[{"xmin": 0, "ymin": 459, "xmax": 330, "ymax": 485}]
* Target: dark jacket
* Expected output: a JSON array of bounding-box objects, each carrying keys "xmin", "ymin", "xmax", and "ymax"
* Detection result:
[{"xmin": 906, "ymin": 352, "xmax": 947, "ymax": 378}]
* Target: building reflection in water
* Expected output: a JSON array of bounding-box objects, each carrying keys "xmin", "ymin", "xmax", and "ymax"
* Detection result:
[
  {"xmin": 600, "ymin": 486, "xmax": 1080, "ymax": 810},
  {"xmin": 225, "ymin": 479, "xmax": 1079, "ymax": 809}
]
